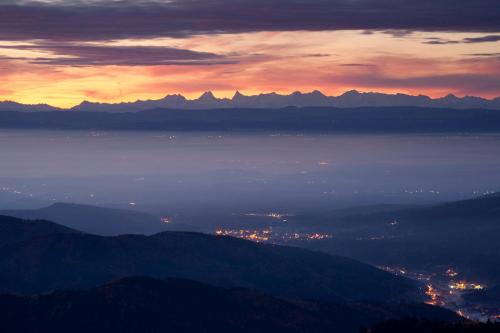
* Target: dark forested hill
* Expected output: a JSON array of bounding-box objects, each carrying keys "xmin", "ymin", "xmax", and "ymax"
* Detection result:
[
  {"xmin": 0, "ymin": 215, "xmax": 77, "ymax": 247},
  {"xmin": 0, "ymin": 203, "xmax": 167, "ymax": 236},
  {"xmin": 0, "ymin": 276, "xmax": 461, "ymax": 333},
  {"xmin": 0, "ymin": 215, "xmax": 419, "ymax": 301}
]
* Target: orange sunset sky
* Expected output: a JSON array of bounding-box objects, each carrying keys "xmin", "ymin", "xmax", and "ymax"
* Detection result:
[{"xmin": 0, "ymin": 1, "xmax": 499, "ymax": 108}]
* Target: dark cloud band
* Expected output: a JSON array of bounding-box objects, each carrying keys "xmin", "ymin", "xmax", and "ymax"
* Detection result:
[
  {"xmin": 0, "ymin": 0, "xmax": 499, "ymax": 41},
  {"xmin": 463, "ymin": 35, "xmax": 500, "ymax": 43},
  {"xmin": 0, "ymin": 43, "xmax": 228, "ymax": 66}
]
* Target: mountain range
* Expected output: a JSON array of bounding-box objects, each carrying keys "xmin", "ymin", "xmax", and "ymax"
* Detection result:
[{"xmin": 1, "ymin": 90, "xmax": 500, "ymax": 112}]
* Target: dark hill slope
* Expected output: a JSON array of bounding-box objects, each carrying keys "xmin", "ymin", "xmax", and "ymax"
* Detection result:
[
  {"xmin": 0, "ymin": 276, "xmax": 460, "ymax": 333},
  {"xmin": 0, "ymin": 203, "xmax": 166, "ymax": 236},
  {"xmin": 0, "ymin": 216, "xmax": 418, "ymax": 301},
  {"xmin": 324, "ymin": 192, "xmax": 500, "ymax": 232},
  {"xmin": 0, "ymin": 215, "xmax": 77, "ymax": 247},
  {"xmin": 299, "ymin": 193, "xmax": 500, "ymax": 283}
]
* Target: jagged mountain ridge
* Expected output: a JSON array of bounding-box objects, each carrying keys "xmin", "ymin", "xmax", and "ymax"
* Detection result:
[{"xmin": 1, "ymin": 90, "xmax": 500, "ymax": 112}]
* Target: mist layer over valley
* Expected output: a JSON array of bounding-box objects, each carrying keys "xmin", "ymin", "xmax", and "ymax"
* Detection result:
[{"xmin": 1, "ymin": 130, "xmax": 499, "ymax": 212}]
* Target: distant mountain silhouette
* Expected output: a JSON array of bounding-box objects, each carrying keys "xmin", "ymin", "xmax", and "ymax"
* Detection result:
[
  {"xmin": 0, "ymin": 215, "xmax": 418, "ymax": 300},
  {"xmin": 0, "ymin": 203, "xmax": 167, "ymax": 236},
  {"xmin": 0, "ymin": 101, "xmax": 61, "ymax": 112},
  {"xmin": 0, "ymin": 276, "xmax": 460, "ymax": 333},
  {"xmin": 54, "ymin": 91, "xmax": 500, "ymax": 112},
  {"xmin": 299, "ymin": 193, "xmax": 500, "ymax": 284},
  {"xmin": 1, "ymin": 90, "xmax": 499, "ymax": 112},
  {"xmin": 321, "ymin": 192, "xmax": 500, "ymax": 232}
]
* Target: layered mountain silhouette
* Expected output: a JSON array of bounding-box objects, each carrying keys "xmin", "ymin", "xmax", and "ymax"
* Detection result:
[
  {"xmin": 298, "ymin": 193, "xmax": 500, "ymax": 284},
  {"xmin": 1, "ymin": 90, "xmax": 499, "ymax": 112},
  {"xmin": 0, "ymin": 215, "xmax": 419, "ymax": 300},
  {"xmin": 0, "ymin": 276, "xmax": 460, "ymax": 333},
  {"xmin": 0, "ymin": 203, "xmax": 167, "ymax": 236},
  {"xmin": 317, "ymin": 192, "xmax": 500, "ymax": 231}
]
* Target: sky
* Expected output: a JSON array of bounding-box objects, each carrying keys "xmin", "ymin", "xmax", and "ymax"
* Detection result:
[{"xmin": 0, "ymin": 0, "xmax": 499, "ymax": 108}]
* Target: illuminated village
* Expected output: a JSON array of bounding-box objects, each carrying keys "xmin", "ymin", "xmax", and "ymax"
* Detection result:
[
  {"xmin": 210, "ymin": 210, "xmax": 500, "ymax": 324},
  {"xmin": 379, "ymin": 266, "xmax": 497, "ymax": 322},
  {"xmin": 215, "ymin": 227, "xmax": 333, "ymax": 243}
]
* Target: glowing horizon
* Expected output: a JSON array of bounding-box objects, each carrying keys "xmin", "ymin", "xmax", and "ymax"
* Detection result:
[{"xmin": 0, "ymin": 2, "xmax": 499, "ymax": 108}]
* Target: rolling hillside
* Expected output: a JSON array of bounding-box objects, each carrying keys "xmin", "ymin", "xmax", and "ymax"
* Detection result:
[
  {"xmin": 0, "ymin": 276, "xmax": 460, "ymax": 333},
  {"xmin": 0, "ymin": 215, "xmax": 419, "ymax": 301}
]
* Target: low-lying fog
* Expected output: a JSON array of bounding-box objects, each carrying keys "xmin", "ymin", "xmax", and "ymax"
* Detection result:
[{"xmin": 1, "ymin": 130, "xmax": 500, "ymax": 214}]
